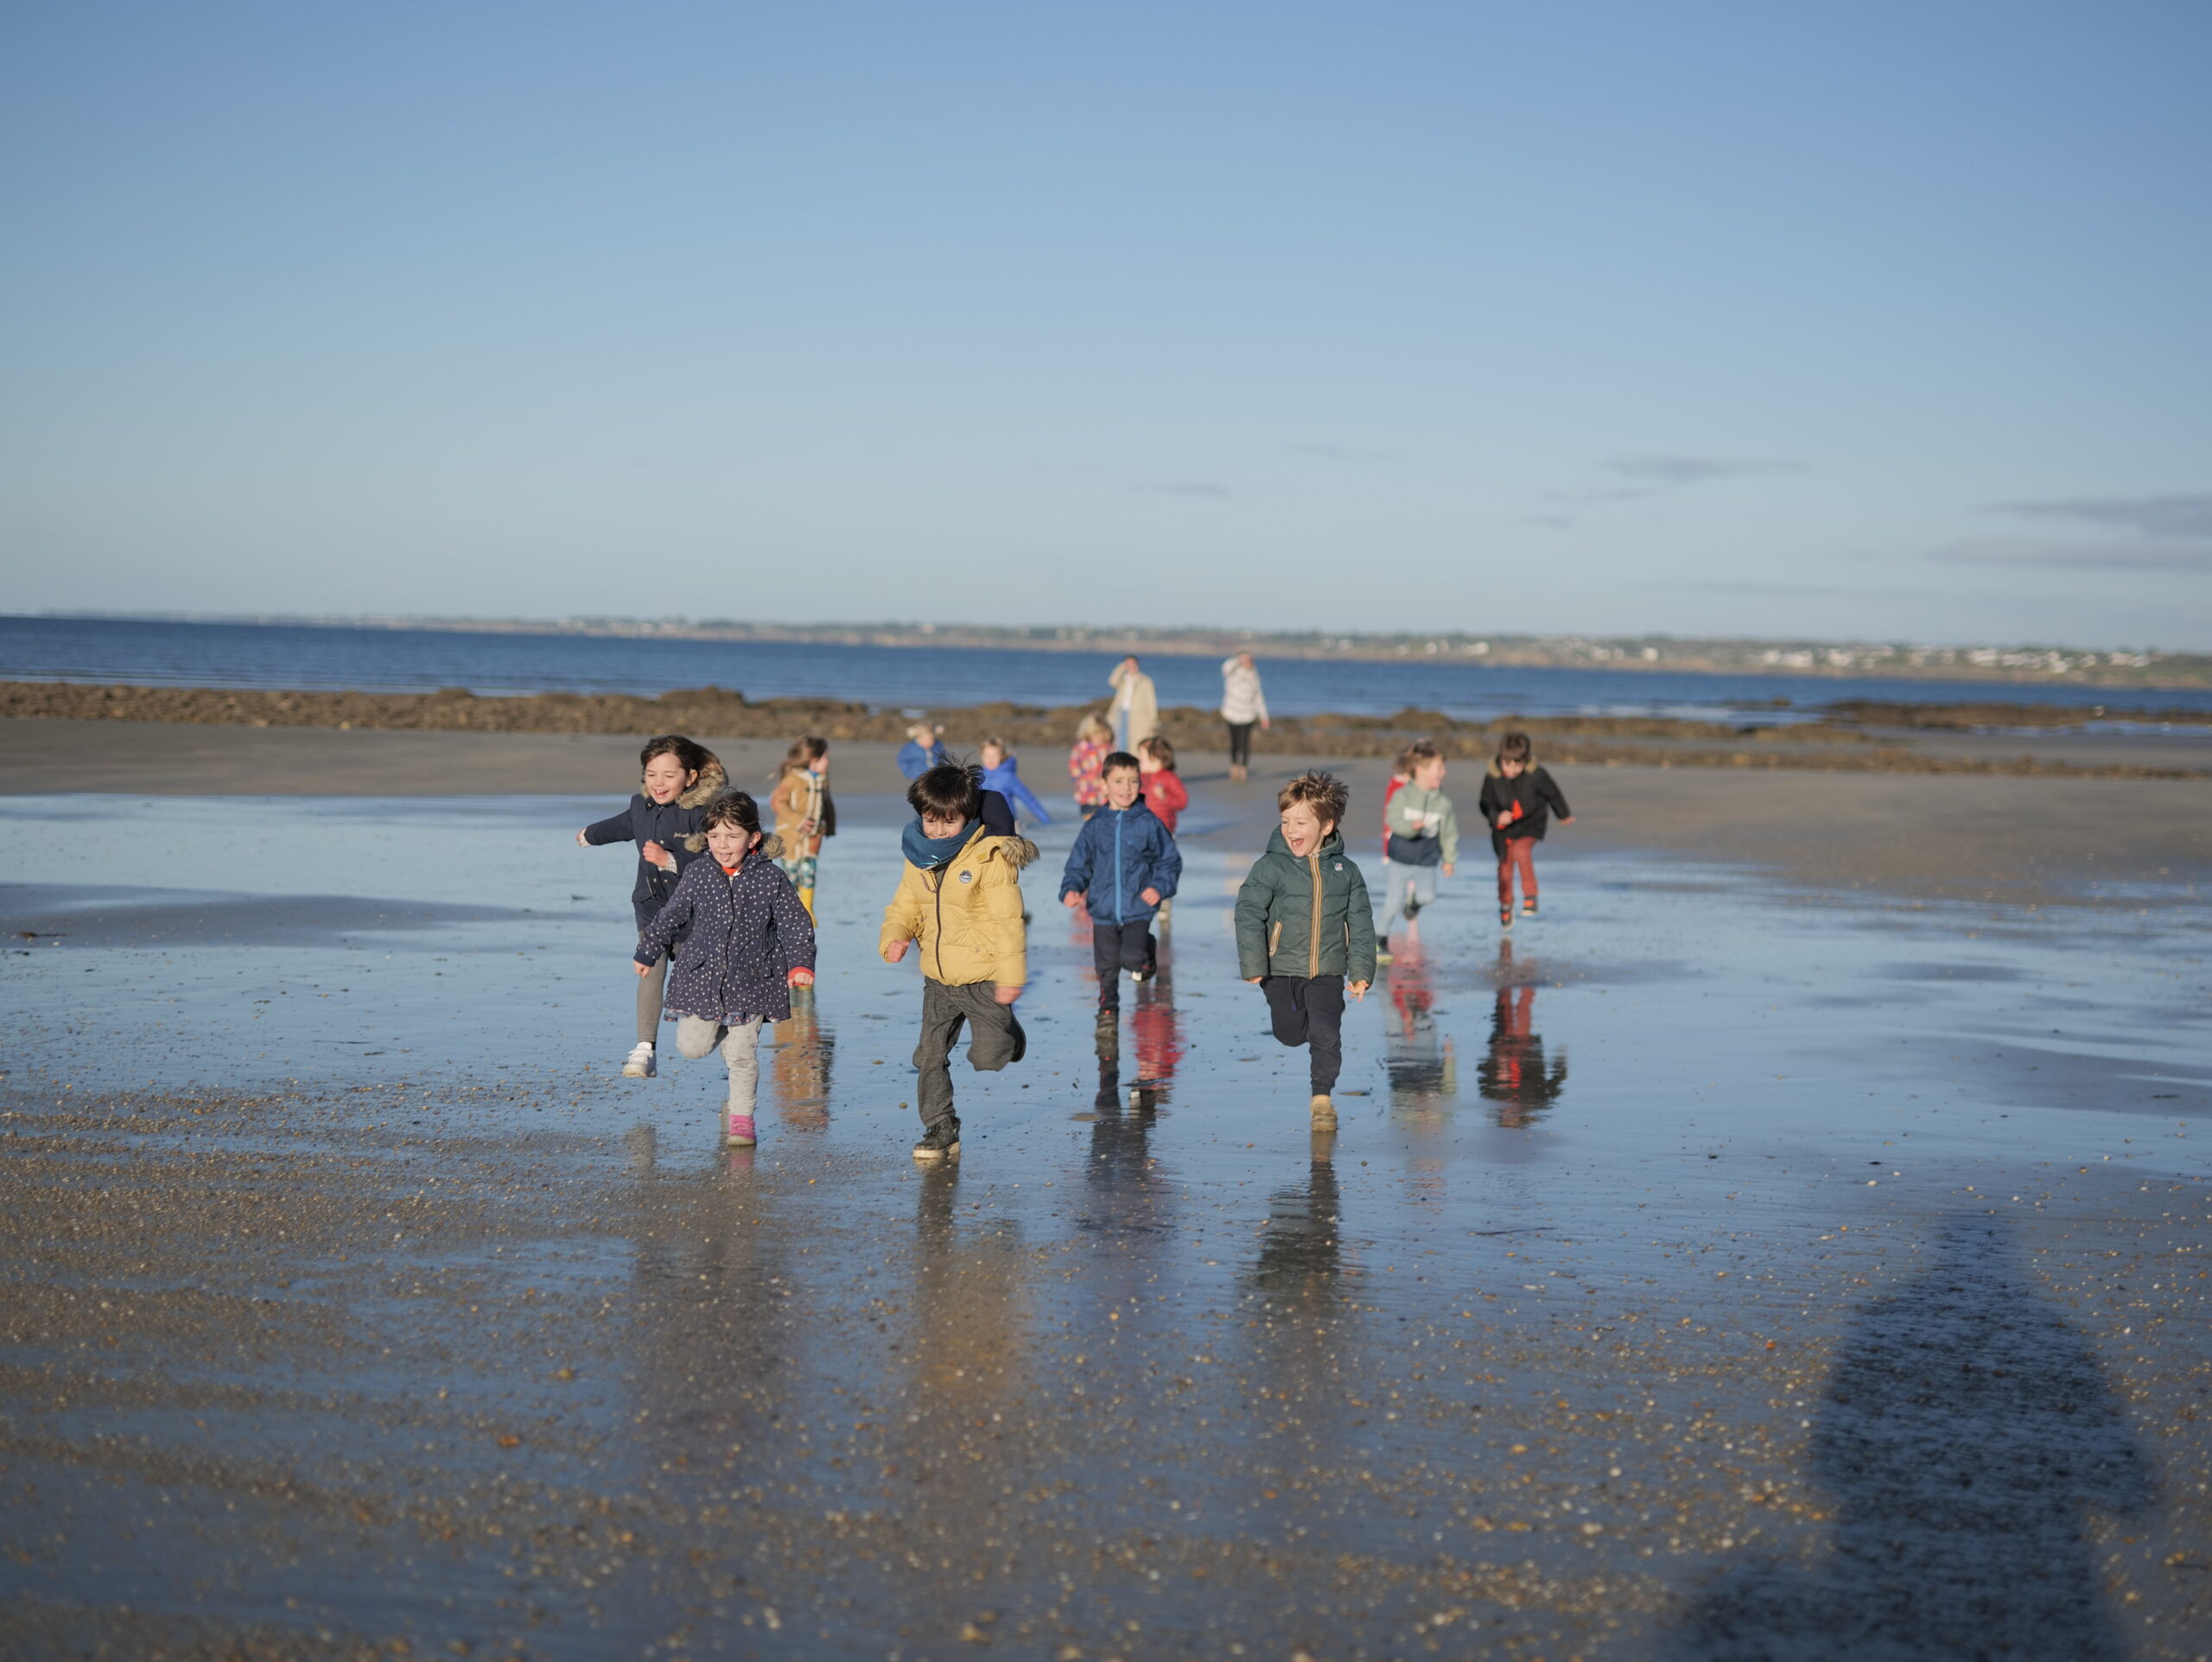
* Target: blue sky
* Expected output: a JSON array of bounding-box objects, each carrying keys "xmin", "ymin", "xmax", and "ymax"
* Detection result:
[{"xmin": 3, "ymin": 2, "xmax": 2207, "ymax": 646}]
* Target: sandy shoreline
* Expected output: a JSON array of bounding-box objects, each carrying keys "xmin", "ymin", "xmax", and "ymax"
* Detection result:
[{"xmin": 5, "ymin": 716, "xmax": 2208, "ymax": 906}]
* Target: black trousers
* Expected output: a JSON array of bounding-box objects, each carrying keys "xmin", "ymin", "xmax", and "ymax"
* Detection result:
[
  {"xmin": 1092, "ymin": 918, "xmax": 1156, "ymax": 1007},
  {"xmin": 1262, "ymin": 973, "xmax": 1345, "ymax": 1092},
  {"xmin": 1226, "ymin": 722, "xmax": 1255, "ymax": 767}
]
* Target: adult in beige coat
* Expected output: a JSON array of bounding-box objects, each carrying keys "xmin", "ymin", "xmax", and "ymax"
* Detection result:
[{"xmin": 1108, "ymin": 656, "xmax": 1159, "ymax": 754}]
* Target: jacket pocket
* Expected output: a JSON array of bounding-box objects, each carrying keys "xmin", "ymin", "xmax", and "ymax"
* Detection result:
[{"xmin": 1268, "ymin": 920, "xmax": 1282, "ymax": 958}]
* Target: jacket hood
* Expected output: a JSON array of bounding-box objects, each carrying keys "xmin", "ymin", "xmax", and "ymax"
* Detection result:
[
  {"xmin": 677, "ymin": 759, "xmax": 728, "ymax": 808},
  {"xmin": 1485, "ymin": 757, "xmax": 1534, "ymax": 779}
]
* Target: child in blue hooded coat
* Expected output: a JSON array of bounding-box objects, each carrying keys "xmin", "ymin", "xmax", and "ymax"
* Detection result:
[
  {"xmin": 978, "ymin": 736, "xmax": 1052, "ymax": 826},
  {"xmin": 1058, "ymin": 751, "xmax": 1180, "ymax": 1016}
]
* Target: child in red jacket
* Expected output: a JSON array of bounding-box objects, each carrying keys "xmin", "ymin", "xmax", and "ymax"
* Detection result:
[{"xmin": 1137, "ymin": 736, "xmax": 1188, "ymax": 929}]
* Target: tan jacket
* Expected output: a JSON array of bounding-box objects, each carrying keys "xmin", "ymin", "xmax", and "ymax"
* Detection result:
[
  {"xmin": 771, "ymin": 768, "xmax": 828, "ymax": 857},
  {"xmin": 1109, "ymin": 663, "xmax": 1160, "ymax": 747},
  {"xmin": 879, "ymin": 825, "xmax": 1032, "ymax": 988}
]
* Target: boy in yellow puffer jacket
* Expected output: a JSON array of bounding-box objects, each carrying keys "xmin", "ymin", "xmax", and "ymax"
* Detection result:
[{"xmin": 880, "ymin": 763, "xmax": 1037, "ymax": 1162}]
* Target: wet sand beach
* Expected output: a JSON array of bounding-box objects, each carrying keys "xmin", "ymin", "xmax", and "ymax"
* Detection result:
[{"xmin": 2, "ymin": 723, "xmax": 2208, "ymax": 1658}]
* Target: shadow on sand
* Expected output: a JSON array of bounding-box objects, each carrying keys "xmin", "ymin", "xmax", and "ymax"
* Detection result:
[{"xmin": 1668, "ymin": 1213, "xmax": 2152, "ymax": 1659}]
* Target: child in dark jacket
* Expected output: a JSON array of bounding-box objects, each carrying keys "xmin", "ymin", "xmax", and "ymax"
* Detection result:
[
  {"xmin": 1059, "ymin": 752, "xmax": 1182, "ymax": 1016},
  {"xmin": 633, "ymin": 792, "xmax": 817, "ymax": 1149},
  {"xmin": 579, "ymin": 735, "xmax": 728, "ymax": 1078},
  {"xmin": 1475, "ymin": 731, "xmax": 1573, "ymax": 930},
  {"xmin": 978, "ymin": 736, "xmax": 1053, "ymax": 825},
  {"xmin": 1236, "ymin": 771, "xmax": 1376, "ymax": 1130}
]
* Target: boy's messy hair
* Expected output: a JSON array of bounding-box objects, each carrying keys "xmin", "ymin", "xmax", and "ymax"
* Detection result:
[
  {"xmin": 1102, "ymin": 750, "xmax": 1142, "ymax": 778},
  {"xmin": 907, "ymin": 761, "xmax": 983, "ymax": 823},
  {"xmin": 979, "ymin": 734, "xmax": 1009, "ymax": 755},
  {"xmin": 1138, "ymin": 735, "xmax": 1177, "ymax": 771},
  {"xmin": 1277, "ymin": 770, "xmax": 1350, "ymax": 828},
  {"xmin": 1404, "ymin": 738, "xmax": 1443, "ymax": 769},
  {"xmin": 698, "ymin": 790, "xmax": 783, "ymax": 857},
  {"xmin": 1497, "ymin": 731, "xmax": 1533, "ymax": 765},
  {"xmin": 640, "ymin": 734, "xmax": 716, "ymax": 777},
  {"xmin": 1076, "ymin": 712, "xmax": 1112, "ymax": 742}
]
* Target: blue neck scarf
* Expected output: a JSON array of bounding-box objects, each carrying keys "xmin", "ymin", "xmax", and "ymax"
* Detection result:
[{"xmin": 902, "ymin": 818, "xmax": 975, "ymax": 870}]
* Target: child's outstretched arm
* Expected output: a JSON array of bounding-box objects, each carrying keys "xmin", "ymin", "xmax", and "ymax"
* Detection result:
[
  {"xmin": 1009, "ymin": 774, "xmax": 1052, "ymax": 825},
  {"xmin": 580, "ymin": 807, "xmax": 632, "ymax": 847},
  {"xmin": 1233, "ymin": 868, "xmax": 1273, "ymax": 981},
  {"xmin": 879, "ymin": 869, "xmax": 925, "ymax": 962},
  {"xmin": 982, "ymin": 856, "xmax": 1027, "ymax": 999},
  {"xmin": 1058, "ymin": 816, "xmax": 1095, "ymax": 909},
  {"xmin": 1540, "ymin": 771, "xmax": 1574, "ymax": 825},
  {"xmin": 769, "ymin": 866, "xmax": 818, "ymax": 977},
  {"xmin": 1344, "ymin": 866, "xmax": 1378, "ymax": 997}
]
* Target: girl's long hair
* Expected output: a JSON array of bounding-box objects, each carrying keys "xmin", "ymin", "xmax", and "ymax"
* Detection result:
[{"xmin": 773, "ymin": 735, "xmax": 829, "ymax": 782}]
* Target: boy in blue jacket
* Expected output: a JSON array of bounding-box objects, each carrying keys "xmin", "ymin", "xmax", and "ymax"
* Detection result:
[
  {"xmin": 978, "ymin": 736, "xmax": 1052, "ymax": 826},
  {"xmin": 1059, "ymin": 751, "xmax": 1181, "ymax": 1017}
]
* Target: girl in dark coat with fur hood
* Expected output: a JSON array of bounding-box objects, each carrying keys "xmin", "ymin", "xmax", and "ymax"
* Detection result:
[
  {"xmin": 578, "ymin": 735, "xmax": 728, "ymax": 1077},
  {"xmin": 633, "ymin": 792, "xmax": 817, "ymax": 1149}
]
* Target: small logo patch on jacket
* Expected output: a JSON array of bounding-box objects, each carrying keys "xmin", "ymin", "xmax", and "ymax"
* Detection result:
[{"xmin": 958, "ymin": 870, "xmax": 974, "ymax": 883}]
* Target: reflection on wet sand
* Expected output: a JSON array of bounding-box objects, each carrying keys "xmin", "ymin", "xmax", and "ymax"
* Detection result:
[
  {"xmin": 1381, "ymin": 941, "xmax": 1457, "ymax": 1121},
  {"xmin": 767, "ymin": 986, "xmax": 834, "ymax": 1133},
  {"xmin": 1670, "ymin": 1215, "xmax": 2152, "ymax": 1660},
  {"xmin": 1478, "ymin": 952, "xmax": 1568, "ymax": 1127}
]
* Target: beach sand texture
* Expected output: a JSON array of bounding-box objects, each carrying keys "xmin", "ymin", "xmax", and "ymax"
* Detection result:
[{"xmin": 2, "ymin": 721, "xmax": 2206, "ymax": 1658}]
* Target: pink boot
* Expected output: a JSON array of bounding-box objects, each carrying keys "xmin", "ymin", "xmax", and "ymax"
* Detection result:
[{"xmin": 724, "ymin": 1111, "xmax": 757, "ymax": 1148}]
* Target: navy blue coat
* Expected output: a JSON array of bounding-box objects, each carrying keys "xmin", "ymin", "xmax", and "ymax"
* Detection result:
[
  {"xmin": 633, "ymin": 853, "xmax": 817, "ymax": 1026},
  {"xmin": 583, "ymin": 762, "xmax": 728, "ymax": 932},
  {"xmin": 1058, "ymin": 800, "xmax": 1181, "ymax": 925}
]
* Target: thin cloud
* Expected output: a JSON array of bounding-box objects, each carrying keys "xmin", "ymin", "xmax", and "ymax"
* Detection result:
[
  {"xmin": 1651, "ymin": 578, "xmax": 1930, "ymax": 600},
  {"xmin": 1987, "ymin": 492, "xmax": 2212, "ymax": 540},
  {"xmin": 1554, "ymin": 453, "xmax": 1807, "ymax": 505},
  {"xmin": 1930, "ymin": 538, "xmax": 2212, "ymax": 571},
  {"xmin": 1132, "ymin": 478, "xmax": 1232, "ymax": 500},
  {"xmin": 1608, "ymin": 454, "xmax": 1806, "ymax": 487}
]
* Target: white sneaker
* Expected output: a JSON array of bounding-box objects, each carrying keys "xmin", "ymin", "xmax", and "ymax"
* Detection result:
[{"xmin": 623, "ymin": 1042, "xmax": 656, "ymax": 1079}]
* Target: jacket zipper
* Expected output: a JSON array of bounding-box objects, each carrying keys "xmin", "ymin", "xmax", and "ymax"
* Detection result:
[
  {"xmin": 1307, "ymin": 849, "xmax": 1323, "ymax": 977},
  {"xmin": 931, "ymin": 867, "xmax": 946, "ymax": 982},
  {"xmin": 1112, "ymin": 811, "xmax": 1124, "ymax": 923}
]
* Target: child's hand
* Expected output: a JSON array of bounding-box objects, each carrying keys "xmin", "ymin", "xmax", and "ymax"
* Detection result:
[
  {"xmin": 1348, "ymin": 980, "xmax": 1370, "ymax": 1002},
  {"xmin": 576, "ymin": 827, "xmax": 588, "ymax": 846},
  {"xmin": 1497, "ymin": 812, "xmax": 1514, "ymax": 829},
  {"xmin": 787, "ymin": 967, "xmax": 815, "ymax": 988},
  {"xmin": 1560, "ymin": 815, "xmax": 1574, "ymax": 825},
  {"xmin": 633, "ymin": 960, "xmax": 652, "ymax": 977},
  {"xmin": 1245, "ymin": 977, "xmax": 1262, "ymax": 985},
  {"xmin": 1062, "ymin": 891, "xmax": 1085, "ymax": 910},
  {"xmin": 642, "ymin": 839, "xmax": 676, "ymax": 870},
  {"xmin": 883, "ymin": 939, "xmax": 909, "ymax": 964},
  {"xmin": 1140, "ymin": 887, "xmax": 1161, "ymax": 907},
  {"xmin": 994, "ymin": 984, "xmax": 1022, "ymax": 1005},
  {"xmin": 1442, "ymin": 863, "xmax": 1455, "ymax": 878}
]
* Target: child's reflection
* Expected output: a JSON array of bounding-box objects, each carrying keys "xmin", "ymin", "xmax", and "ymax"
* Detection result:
[
  {"xmin": 1478, "ymin": 982, "xmax": 1567, "ymax": 1127},
  {"xmin": 1381, "ymin": 941, "xmax": 1456, "ymax": 1118},
  {"xmin": 770, "ymin": 984, "xmax": 834, "ymax": 1132}
]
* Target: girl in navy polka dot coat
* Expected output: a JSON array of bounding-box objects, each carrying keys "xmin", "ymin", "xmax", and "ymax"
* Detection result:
[{"xmin": 633, "ymin": 792, "xmax": 817, "ymax": 1146}]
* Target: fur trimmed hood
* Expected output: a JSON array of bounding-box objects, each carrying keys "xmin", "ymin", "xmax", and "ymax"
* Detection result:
[
  {"xmin": 676, "ymin": 758, "xmax": 728, "ymax": 808},
  {"xmin": 997, "ymin": 835, "xmax": 1041, "ymax": 870}
]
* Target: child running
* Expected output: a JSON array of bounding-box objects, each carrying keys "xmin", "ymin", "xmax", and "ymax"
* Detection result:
[
  {"xmin": 1068, "ymin": 713, "xmax": 1111, "ymax": 818},
  {"xmin": 1376, "ymin": 739, "xmax": 1458, "ymax": 962},
  {"xmin": 897, "ymin": 723, "xmax": 949, "ymax": 780},
  {"xmin": 770, "ymin": 736, "xmax": 836, "ymax": 920},
  {"xmin": 1060, "ymin": 751, "xmax": 1182, "ymax": 1024},
  {"xmin": 880, "ymin": 762, "xmax": 1037, "ymax": 1163},
  {"xmin": 1477, "ymin": 731, "xmax": 1573, "ymax": 930},
  {"xmin": 577, "ymin": 735, "xmax": 727, "ymax": 1079},
  {"xmin": 632, "ymin": 792, "xmax": 817, "ymax": 1148},
  {"xmin": 1236, "ymin": 771, "xmax": 1376, "ymax": 1130},
  {"xmin": 1136, "ymin": 735, "xmax": 1187, "ymax": 928},
  {"xmin": 977, "ymin": 735, "xmax": 1053, "ymax": 825}
]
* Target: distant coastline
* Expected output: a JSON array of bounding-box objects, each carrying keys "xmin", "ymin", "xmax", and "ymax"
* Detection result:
[{"xmin": 25, "ymin": 611, "xmax": 2209, "ymax": 691}]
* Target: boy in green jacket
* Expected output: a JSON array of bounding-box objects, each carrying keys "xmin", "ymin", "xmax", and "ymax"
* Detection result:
[{"xmin": 1236, "ymin": 771, "xmax": 1377, "ymax": 1130}]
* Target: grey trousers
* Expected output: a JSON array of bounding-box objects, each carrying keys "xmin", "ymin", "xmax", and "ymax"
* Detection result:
[
  {"xmin": 912, "ymin": 980, "xmax": 1025, "ymax": 1128},
  {"xmin": 675, "ymin": 1016, "xmax": 764, "ymax": 1112},
  {"xmin": 637, "ymin": 951, "xmax": 671, "ymax": 1042},
  {"xmin": 1377, "ymin": 857, "xmax": 1440, "ymax": 938}
]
